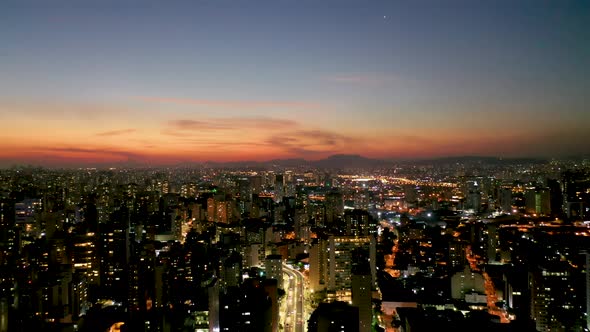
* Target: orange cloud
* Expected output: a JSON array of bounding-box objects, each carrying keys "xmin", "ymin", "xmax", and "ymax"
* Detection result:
[
  {"xmin": 266, "ymin": 129, "xmax": 365, "ymax": 158},
  {"xmin": 96, "ymin": 128, "xmax": 137, "ymax": 137},
  {"xmin": 166, "ymin": 117, "xmax": 297, "ymax": 132}
]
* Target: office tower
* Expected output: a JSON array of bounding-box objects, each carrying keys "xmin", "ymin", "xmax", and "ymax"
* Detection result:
[
  {"xmin": 219, "ymin": 279, "xmax": 273, "ymax": 332},
  {"xmin": 294, "ymin": 207, "xmax": 307, "ymax": 241},
  {"xmin": 207, "ymin": 197, "xmax": 236, "ymax": 224},
  {"xmin": 351, "ymin": 259, "xmax": 372, "ymax": 332},
  {"xmin": 547, "ymin": 179, "xmax": 564, "ymax": 217},
  {"xmin": 563, "ymin": 170, "xmax": 590, "ymax": 220},
  {"xmin": 219, "ymin": 201, "xmax": 236, "ymax": 224},
  {"xmin": 344, "ymin": 209, "xmax": 377, "ymax": 237},
  {"xmin": 250, "ymin": 176, "xmax": 264, "ymax": 195},
  {"xmin": 238, "ymin": 178, "xmax": 252, "ymax": 202},
  {"xmin": 525, "ymin": 187, "xmax": 551, "ymax": 216},
  {"xmin": 309, "ymin": 238, "xmax": 328, "ymax": 292},
  {"xmin": 128, "ymin": 243, "xmax": 155, "ymax": 312},
  {"xmin": 275, "ymin": 174, "xmax": 284, "ymax": 203},
  {"xmin": 39, "ymin": 268, "xmax": 75, "ymax": 324},
  {"xmin": 449, "ymin": 239, "xmax": 468, "ymax": 270},
  {"xmin": 499, "ymin": 187, "xmax": 513, "ymax": 213},
  {"xmin": 307, "ymin": 302, "xmax": 360, "ymax": 332},
  {"xmin": 72, "ymin": 233, "xmax": 100, "ymax": 288},
  {"xmin": 222, "ymin": 251, "xmax": 242, "ymax": 288},
  {"xmin": 14, "ymin": 198, "xmax": 41, "ymax": 224},
  {"xmin": 325, "ymin": 191, "xmax": 343, "ymax": 225},
  {"xmin": 99, "ymin": 206, "xmax": 129, "ymax": 302},
  {"xmin": 264, "ymin": 255, "xmax": 283, "ymax": 288},
  {"xmin": 308, "ymin": 201, "xmax": 326, "ymax": 226},
  {"xmin": 486, "ymin": 223, "xmax": 499, "ymax": 263},
  {"xmin": 0, "ymin": 199, "xmax": 16, "ymax": 263},
  {"xmin": 467, "ymin": 191, "xmax": 482, "ymax": 212},
  {"xmin": 530, "ymin": 263, "xmax": 581, "ymax": 332},
  {"xmin": 262, "ymin": 278, "xmax": 279, "ymax": 332},
  {"xmin": 189, "ymin": 202, "xmax": 206, "ymax": 223},
  {"xmin": 327, "ymin": 236, "xmax": 376, "ymax": 300},
  {"xmin": 208, "ymin": 280, "xmax": 220, "ymax": 332},
  {"xmin": 207, "ymin": 198, "xmax": 216, "ymax": 222},
  {"xmin": 243, "ymin": 243, "xmax": 263, "ymax": 268}
]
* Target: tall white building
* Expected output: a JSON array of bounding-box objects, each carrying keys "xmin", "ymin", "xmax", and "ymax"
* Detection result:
[{"xmin": 327, "ymin": 235, "xmax": 376, "ymax": 300}]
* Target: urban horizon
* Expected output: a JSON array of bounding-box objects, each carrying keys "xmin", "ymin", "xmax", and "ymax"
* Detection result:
[{"xmin": 2, "ymin": 154, "xmax": 589, "ymax": 170}]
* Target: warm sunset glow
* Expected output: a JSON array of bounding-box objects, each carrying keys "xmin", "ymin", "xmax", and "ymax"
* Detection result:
[{"xmin": 1, "ymin": 2, "xmax": 588, "ymax": 167}]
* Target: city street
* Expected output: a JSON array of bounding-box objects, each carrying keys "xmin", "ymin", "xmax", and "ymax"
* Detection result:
[{"xmin": 282, "ymin": 263, "xmax": 306, "ymax": 332}]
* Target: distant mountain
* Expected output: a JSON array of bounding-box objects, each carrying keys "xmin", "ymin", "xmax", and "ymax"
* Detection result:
[
  {"xmin": 197, "ymin": 154, "xmax": 549, "ymax": 170},
  {"xmin": 407, "ymin": 156, "xmax": 547, "ymax": 165},
  {"xmin": 310, "ymin": 154, "xmax": 392, "ymax": 169},
  {"xmin": 267, "ymin": 158, "xmax": 308, "ymax": 167},
  {"xmin": 198, "ymin": 154, "xmax": 391, "ymax": 169},
  {"xmin": 5, "ymin": 154, "xmax": 553, "ymax": 170}
]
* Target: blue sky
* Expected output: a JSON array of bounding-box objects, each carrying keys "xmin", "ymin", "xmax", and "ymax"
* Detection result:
[{"xmin": 1, "ymin": 0, "xmax": 589, "ymax": 165}]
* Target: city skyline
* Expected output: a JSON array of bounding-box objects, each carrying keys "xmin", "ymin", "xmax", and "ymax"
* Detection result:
[{"xmin": 1, "ymin": 0, "xmax": 589, "ymax": 166}]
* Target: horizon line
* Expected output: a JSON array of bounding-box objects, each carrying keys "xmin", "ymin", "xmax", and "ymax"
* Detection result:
[{"xmin": 0, "ymin": 154, "xmax": 579, "ymax": 170}]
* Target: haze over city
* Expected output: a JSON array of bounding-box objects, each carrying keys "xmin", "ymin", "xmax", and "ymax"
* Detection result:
[{"xmin": 1, "ymin": 0, "xmax": 589, "ymax": 167}]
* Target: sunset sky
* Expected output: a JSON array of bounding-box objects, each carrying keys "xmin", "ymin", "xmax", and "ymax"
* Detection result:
[{"xmin": 1, "ymin": 0, "xmax": 589, "ymax": 166}]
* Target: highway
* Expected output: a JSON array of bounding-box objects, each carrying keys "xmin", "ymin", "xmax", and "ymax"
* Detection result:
[{"xmin": 282, "ymin": 263, "xmax": 305, "ymax": 332}]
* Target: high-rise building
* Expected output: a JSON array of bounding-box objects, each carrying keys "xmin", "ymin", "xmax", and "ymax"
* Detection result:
[
  {"xmin": 449, "ymin": 239, "xmax": 468, "ymax": 270},
  {"xmin": 219, "ymin": 279, "xmax": 274, "ymax": 332},
  {"xmin": 208, "ymin": 280, "xmax": 220, "ymax": 332},
  {"xmin": 0, "ymin": 199, "xmax": 16, "ymax": 263},
  {"xmin": 563, "ymin": 170, "xmax": 590, "ymax": 220},
  {"xmin": 222, "ymin": 252, "xmax": 242, "ymax": 288},
  {"xmin": 525, "ymin": 187, "xmax": 551, "ymax": 216},
  {"xmin": 128, "ymin": 243, "xmax": 155, "ymax": 312},
  {"xmin": 327, "ymin": 236, "xmax": 376, "ymax": 300},
  {"xmin": 351, "ymin": 262, "xmax": 372, "ymax": 332},
  {"xmin": 207, "ymin": 198, "xmax": 216, "ymax": 222},
  {"xmin": 265, "ymin": 254, "xmax": 283, "ymax": 288},
  {"xmin": 344, "ymin": 209, "xmax": 377, "ymax": 237},
  {"xmin": 309, "ymin": 238, "xmax": 328, "ymax": 292},
  {"xmin": 14, "ymin": 198, "xmax": 41, "ymax": 223},
  {"xmin": 274, "ymin": 174, "xmax": 284, "ymax": 203},
  {"xmin": 486, "ymin": 223, "xmax": 499, "ymax": 263},
  {"xmin": 325, "ymin": 191, "xmax": 343, "ymax": 225},
  {"xmin": 499, "ymin": 187, "xmax": 513, "ymax": 213},
  {"xmin": 530, "ymin": 263, "xmax": 581, "ymax": 332},
  {"xmin": 307, "ymin": 301, "xmax": 360, "ymax": 332},
  {"xmin": 99, "ymin": 207, "xmax": 129, "ymax": 302}
]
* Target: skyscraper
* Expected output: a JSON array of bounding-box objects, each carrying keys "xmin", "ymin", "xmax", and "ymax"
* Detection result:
[
  {"xmin": 351, "ymin": 256, "xmax": 372, "ymax": 332},
  {"xmin": 265, "ymin": 254, "xmax": 283, "ymax": 288},
  {"xmin": 325, "ymin": 191, "xmax": 344, "ymax": 225},
  {"xmin": 327, "ymin": 235, "xmax": 376, "ymax": 300}
]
